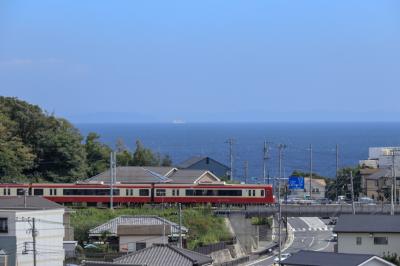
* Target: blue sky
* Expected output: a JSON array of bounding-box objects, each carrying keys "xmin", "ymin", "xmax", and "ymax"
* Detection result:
[{"xmin": 1, "ymin": 1, "xmax": 399, "ymax": 122}]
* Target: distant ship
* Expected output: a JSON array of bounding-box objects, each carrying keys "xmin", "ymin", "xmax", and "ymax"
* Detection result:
[{"xmin": 172, "ymin": 119, "xmax": 185, "ymax": 124}]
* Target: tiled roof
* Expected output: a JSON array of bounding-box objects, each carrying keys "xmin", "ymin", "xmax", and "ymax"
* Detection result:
[
  {"xmin": 86, "ymin": 166, "xmax": 218, "ymax": 184},
  {"xmin": 177, "ymin": 156, "xmax": 207, "ymax": 168},
  {"xmin": 89, "ymin": 215, "xmax": 188, "ymax": 236},
  {"xmin": 0, "ymin": 196, "xmax": 65, "ymax": 210},
  {"xmin": 87, "ymin": 166, "xmax": 176, "ymax": 184},
  {"xmin": 81, "ymin": 261, "xmax": 142, "ymax": 266},
  {"xmin": 334, "ymin": 214, "xmax": 400, "ymax": 233},
  {"xmin": 178, "ymin": 156, "xmax": 229, "ymax": 169},
  {"xmin": 114, "ymin": 244, "xmax": 213, "ymax": 266},
  {"xmin": 365, "ymin": 168, "xmax": 392, "ymax": 180},
  {"xmin": 282, "ymin": 250, "xmax": 376, "ymax": 266}
]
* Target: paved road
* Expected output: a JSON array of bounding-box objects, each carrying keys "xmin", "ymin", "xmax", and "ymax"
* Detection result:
[{"xmin": 246, "ymin": 217, "xmax": 334, "ymax": 266}]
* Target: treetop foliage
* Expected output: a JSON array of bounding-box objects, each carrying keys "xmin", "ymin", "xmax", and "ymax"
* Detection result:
[{"xmin": 0, "ymin": 96, "xmax": 172, "ymax": 183}]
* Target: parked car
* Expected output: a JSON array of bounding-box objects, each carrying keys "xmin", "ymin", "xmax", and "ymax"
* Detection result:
[
  {"xmin": 357, "ymin": 196, "xmax": 376, "ymax": 205},
  {"xmin": 274, "ymin": 253, "xmax": 291, "ymax": 263},
  {"xmin": 317, "ymin": 198, "xmax": 331, "ymax": 204}
]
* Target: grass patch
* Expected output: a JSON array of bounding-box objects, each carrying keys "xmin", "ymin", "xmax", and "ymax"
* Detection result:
[{"xmin": 70, "ymin": 205, "xmax": 232, "ymax": 250}]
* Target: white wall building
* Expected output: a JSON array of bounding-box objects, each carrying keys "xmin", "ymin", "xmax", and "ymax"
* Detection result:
[
  {"xmin": 0, "ymin": 197, "xmax": 65, "ymax": 266},
  {"xmin": 334, "ymin": 215, "xmax": 400, "ymax": 257}
]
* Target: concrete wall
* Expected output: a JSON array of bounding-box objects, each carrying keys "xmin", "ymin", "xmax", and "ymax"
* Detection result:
[{"xmin": 338, "ymin": 232, "xmax": 400, "ymax": 257}]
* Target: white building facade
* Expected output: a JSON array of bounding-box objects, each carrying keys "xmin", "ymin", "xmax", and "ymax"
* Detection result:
[
  {"xmin": 0, "ymin": 208, "xmax": 65, "ymax": 266},
  {"xmin": 337, "ymin": 232, "xmax": 400, "ymax": 257}
]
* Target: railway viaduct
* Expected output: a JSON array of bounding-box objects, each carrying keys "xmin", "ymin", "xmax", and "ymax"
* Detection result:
[{"xmin": 215, "ymin": 204, "xmax": 400, "ymax": 217}]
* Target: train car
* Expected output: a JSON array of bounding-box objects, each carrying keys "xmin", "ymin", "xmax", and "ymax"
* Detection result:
[
  {"xmin": 0, "ymin": 182, "xmax": 274, "ymax": 206},
  {"xmin": 152, "ymin": 183, "xmax": 273, "ymax": 204}
]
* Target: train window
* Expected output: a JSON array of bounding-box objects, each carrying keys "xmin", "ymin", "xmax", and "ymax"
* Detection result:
[
  {"xmin": 156, "ymin": 189, "xmax": 166, "ymax": 197},
  {"xmin": 63, "ymin": 189, "xmax": 120, "ymax": 196},
  {"xmin": 126, "ymin": 190, "xmax": 129, "ymax": 196},
  {"xmin": 176, "ymin": 190, "xmax": 180, "ymax": 196},
  {"xmin": 253, "ymin": 190, "xmax": 256, "ymax": 197},
  {"xmin": 261, "ymin": 190, "xmax": 265, "ymax": 197},
  {"xmin": 7, "ymin": 189, "xmax": 10, "ymax": 195},
  {"xmin": 139, "ymin": 189, "xmax": 149, "ymax": 196},
  {"xmin": 3, "ymin": 189, "xmax": 5, "ymax": 196},
  {"xmin": 172, "ymin": 190, "xmax": 175, "ymax": 196},
  {"xmin": 130, "ymin": 189, "xmax": 133, "ymax": 196},
  {"xmin": 34, "ymin": 189, "xmax": 44, "ymax": 196},
  {"xmin": 186, "ymin": 189, "xmax": 242, "ymax": 197},
  {"xmin": 17, "ymin": 189, "xmax": 25, "ymax": 196},
  {"xmin": 54, "ymin": 189, "xmax": 57, "ymax": 196},
  {"xmin": 248, "ymin": 190, "xmax": 251, "ymax": 197}
]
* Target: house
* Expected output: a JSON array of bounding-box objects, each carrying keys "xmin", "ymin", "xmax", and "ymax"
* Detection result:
[
  {"xmin": 359, "ymin": 147, "xmax": 400, "ymax": 202},
  {"xmin": 86, "ymin": 167, "xmax": 222, "ymax": 185},
  {"xmin": 89, "ymin": 216, "xmax": 188, "ymax": 252},
  {"xmin": 282, "ymin": 250, "xmax": 395, "ymax": 266},
  {"xmin": 177, "ymin": 156, "xmax": 230, "ymax": 178},
  {"xmin": 0, "ymin": 196, "xmax": 66, "ymax": 266},
  {"xmin": 289, "ymin": 177, "xmax": 326, "ymax": 200},
  {"xmin": 333, "ymin": 215, "xmax": 400, "ymax": 257},
  {"xmin": 81, "ymin": 243, "xmax": 213, "ymax": 266}
]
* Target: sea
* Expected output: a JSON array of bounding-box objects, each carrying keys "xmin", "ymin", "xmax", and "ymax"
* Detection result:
[{"xmin": 76, "ymin": 122, "xmax": 400, "ymax": 182}]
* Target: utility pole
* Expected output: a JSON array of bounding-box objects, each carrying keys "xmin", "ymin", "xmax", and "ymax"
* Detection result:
[
  {"xmin": 336, "ymin": 144, "xmax": 339, "ymax": 201},
  {"xmin": 244, "ymin": 161, "xmax": 248, "ymax": 184},
  {"xmin": 278, "ymin": 144, "xmax": 286, "ymax": 264},
  {"xmin": 110, "ymin": 151, "xmax": 116, "ymax": 210},
  {"xmin": 309, "ymin": 144, "xmax": 313, "ymax": 200},
  {"xmin": 226, "ymin": 138, "xmax": 235, "ymax": 181},
  {"xmin": 32, "ymin": 218, "xmax": 37, "ymax": 266},
  {"xmin": 263, "ymin": 141, "xmax": 271, "ymax": 184},
  {"xmin": 179, "ymin": 203, "xmax": 183, "ymax": 248},
  {"xmin": 350, "ymin": 171, "xmax": 355, "ymax": 215}
]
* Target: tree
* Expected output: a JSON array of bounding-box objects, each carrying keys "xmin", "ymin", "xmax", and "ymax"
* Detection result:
[
  {"xmin": 0, "ymin": 97, "xmax": 88, "ymax": 182},
  {"xmin": 132, "ymin": 140, "xmax": 160, "ymax": 166},
  {"xmin": 161, "ymin": 154, "xmax": 173, "ymax": 166},
  {"xmin": 85, "ymin": 132, "xmax": 111, "ymax": 177}
]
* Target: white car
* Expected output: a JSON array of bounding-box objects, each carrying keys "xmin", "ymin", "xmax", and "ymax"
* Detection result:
[{"xmin": 274, "ymin": 253, "xmax": 291, "ymax": 263}]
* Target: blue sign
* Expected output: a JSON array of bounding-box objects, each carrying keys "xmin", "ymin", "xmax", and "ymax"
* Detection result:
[{"xmin": 288, "ymin": 176, "xmax": 304, "ymax": 189}]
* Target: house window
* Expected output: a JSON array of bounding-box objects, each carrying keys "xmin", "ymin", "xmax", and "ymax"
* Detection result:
[
  {"xmin": 156, "ymin": 189, "xmax": 166, "ymax": 197},
  {"xmin": 0, "ymin": 218, "xmax": 8, "ymax": 233},
  {"xmin": 136, "ymin": 242, "xmax": 146, "ymax": 251},
  {"xmin": 374, "ymin": 237, "xmax": 388, "ymax": 245},
  {"xmin": 356, "ymin": 237, "xmax": 362, "ymax": 245}
]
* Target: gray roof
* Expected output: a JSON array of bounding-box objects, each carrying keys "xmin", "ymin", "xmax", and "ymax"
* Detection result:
[
  {"xmin": 178, "ymin": 156, "xmax": 229, "ymax": 169},
  {"xmin": 114, "ymin": 244, "xmax": 212, "ymax": 266},
  {"xmin": 282, "ymin": 250, "xmax": 375, "ymax": 266},
  {"xmin": 87, "ymin": 167, "xmax": 176, "ymax": 184},
  {"xmin": 82, "ymin": 261, "xmax": 142, "ymax": 266},
  {"xmin": 86, "ymin": 166, "xmax": 217, "ymax": 184},
  {"xmin": 89, "ymin": 215, "xmax": 188, "ymax": 236},
  {"xmin": 0, "ymin": 196, "xmax": 65, "ymax": 210},
  {"xmin": 334, "ymin": 214, "xmax": 400, "ymax": 233},
  {"xmin": 365, "ymin": 168, "xmax": 392, "ymax": 180}
]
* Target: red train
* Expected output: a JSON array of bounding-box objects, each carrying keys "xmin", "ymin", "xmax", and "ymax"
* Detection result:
[{"xmin": 0, "ymin": 182, "xmax": 274, "ymax": 206}]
